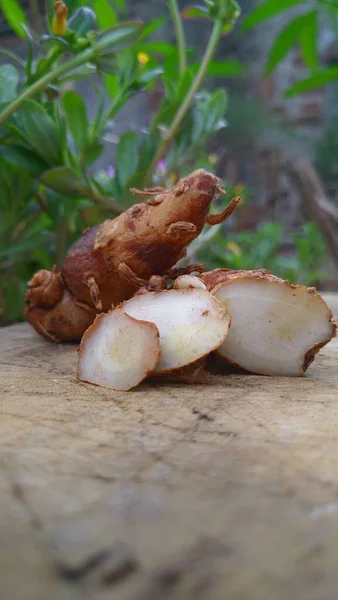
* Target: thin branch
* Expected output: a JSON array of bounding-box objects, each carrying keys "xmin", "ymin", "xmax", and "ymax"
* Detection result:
[
  {"xmin": 168, "ymin": 0, "xmax": 187, "ymax": 75},
  {"xmin": 283, "ymin": 158, "xmax": 338, "ymax": 268},
  {"xmin": 143, "ymin": 18, "xmax": 223, "ymax": 187},
  {"xmin": 0, "ymin": 47, "xmax": 96, "ymax": 127}
]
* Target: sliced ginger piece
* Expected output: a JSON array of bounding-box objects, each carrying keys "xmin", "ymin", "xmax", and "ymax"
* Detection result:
[
  {"xmin": 122, "ymin": 288, "xmax": 230, "ymax": 374},
  {"xmin": 78, "ymin": 308, "xmax": 160, "ymax": 390},
  {"xmin": 201, "ymin": 269, "xmax": 337, "ymax": 376}
]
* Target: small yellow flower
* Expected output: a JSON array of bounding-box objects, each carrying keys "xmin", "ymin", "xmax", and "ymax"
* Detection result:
[
  {"xmin": 227, "ymin": 241, "xmax": 241, "ymax": 256},
  {"xmin": 52, "ymin": 1, "xmax": 68, "ymax": 36},
  {"xmin": 137, "ymin": 52, "xmax": 150, "ymax": 66},
  {"xmin": 208, "ymin": 153, "xmax": 218, "ymax": 166}
]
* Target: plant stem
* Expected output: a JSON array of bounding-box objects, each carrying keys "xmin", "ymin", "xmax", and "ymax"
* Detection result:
[
  {"xmin": 168, "ymin": 0, "xmax": 187, "ymax": 75},
  {"xmin": 0, "ymin": 47, "xmax": 95, "ymax": 127},
  {"xmin": 82, "ymin": 169, "xmax": 124, "ymax": 214},
  {"xmin": 84, "ymin": 188, "xmax": 124, "ymax": 215},
  {"xmin": 35, "ymin": 192, "xmax": 48, "ymax": 212},
  {"xmin": 144, "ymin": 18, "xmax": 223, "ymax": 187}
]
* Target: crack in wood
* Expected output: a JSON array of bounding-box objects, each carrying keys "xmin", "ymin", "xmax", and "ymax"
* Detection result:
[
  {"xmin": 133, "ymin": 537, "xmax": 231, "ymax": 600},
  {"xmin": 56, "ymin": 541, "xmax": 139, "ymax": 586}
]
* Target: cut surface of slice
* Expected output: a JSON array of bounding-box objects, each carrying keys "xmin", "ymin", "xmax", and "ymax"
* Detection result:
[
  {"xmin": 78, "ymin": 308, "xmax": 160, "ymax": 390},
  {"xmin": 122, "ymin": 288, "xmax": 229, "ymax": 373},
  {"xmin": 202, "ymin": 270, "xmax": 336, "ymax": 376}
]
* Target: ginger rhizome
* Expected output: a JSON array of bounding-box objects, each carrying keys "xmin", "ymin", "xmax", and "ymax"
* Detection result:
[{"xmin": 25, "ymin": 170, "xmax": 239, "ymax": 342}]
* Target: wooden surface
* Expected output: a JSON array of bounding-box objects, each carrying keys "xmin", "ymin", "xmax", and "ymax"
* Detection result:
[{"xmin": 1, "ymin": 294, "xmax": 338, "ymax": 600}]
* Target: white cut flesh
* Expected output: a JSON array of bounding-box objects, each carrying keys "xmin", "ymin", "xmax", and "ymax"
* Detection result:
[
  {"xmin": 173, "ymin": 275, "xmax": 206, "ymax": 290},
  {"xmin": 78, "ymin": 308, "xmax": 160, "ymax": 390},
  {"xmin": 213, "ymin": 278, "xmax": 335, "ymax": 376},
  {"xmin": 122, "ymin": 289, "xmax": 229, "ymax": 373}
]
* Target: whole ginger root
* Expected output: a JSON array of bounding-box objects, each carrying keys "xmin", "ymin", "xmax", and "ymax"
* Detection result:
[{"xmin": 25, "ymin": 169, "xmax": 239, "ymax": 342}]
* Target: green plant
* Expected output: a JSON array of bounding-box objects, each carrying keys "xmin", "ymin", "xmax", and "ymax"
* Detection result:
[
  {"xmin": 0, "ymin": 0, "xmax": 245, "ymax": 325},
  {"xmin": 196, "ymin": 221, "xmax": 328, "ymax": 286},
  {"xmin": 242, "ymin": 0, "xmax": 338, "ymax": 97}
]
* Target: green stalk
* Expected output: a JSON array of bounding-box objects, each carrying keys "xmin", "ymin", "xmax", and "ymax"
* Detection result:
[
  {"xmin": 168, "ymin": 0, "xmax": 187, "ymax": 75},
  {"xmin": 83, "ymin": 186, "xmax": 124, "ymax": 215},
  {"xmin": 0, "ymin": 47, "xmax": 96, "ymax": 127},
  {"xmin": 144, "ymin": 18, "xmax": 223, "ymax": 187}
]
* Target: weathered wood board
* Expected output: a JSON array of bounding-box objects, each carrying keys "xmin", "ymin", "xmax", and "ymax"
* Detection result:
[{"xmin": 1, "ymin": 294, "xmax": 338, "ymax": 600}]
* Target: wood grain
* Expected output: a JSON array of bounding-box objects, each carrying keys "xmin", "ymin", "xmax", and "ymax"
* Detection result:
[{"xmin": 1, "ymin": 294, "xmax": 338, "ymax": 600}]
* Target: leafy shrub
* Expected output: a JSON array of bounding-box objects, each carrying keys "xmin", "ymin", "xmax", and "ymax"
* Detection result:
[{"xmin": 0, "ymin": 0, "xmax": 243, "ymax": 324}]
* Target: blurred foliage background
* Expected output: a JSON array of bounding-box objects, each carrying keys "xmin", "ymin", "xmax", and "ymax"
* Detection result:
[{"xmin": 1, "ymin": 0, "xmax": 338, "ymax": 325}]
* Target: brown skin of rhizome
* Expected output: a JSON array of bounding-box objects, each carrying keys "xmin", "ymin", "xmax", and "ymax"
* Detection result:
[{"xmin": 25, "ymin": 170, "xmax": 239, "ymax": 342}]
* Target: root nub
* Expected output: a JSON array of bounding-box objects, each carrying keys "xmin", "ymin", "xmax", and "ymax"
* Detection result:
[
  {"xmin": 85, "ymin": 276, "xmax": 103, "ymax": 312},
  {"xmin": 206, "ymin": 196, "xmax": 241, "ymax": 225}
]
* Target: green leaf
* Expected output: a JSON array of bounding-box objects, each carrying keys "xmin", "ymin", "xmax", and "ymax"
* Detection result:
[
  {"xmin": 82, "ymin": 143, "xmax": 104, "ymax": 166},
  {"xmin": 91, "ymin": 93, "xmax": 105, "ymax": 132},
  {"xmin": 93, "ymin": 0, "xmax": 117, "ymax": 28},
  {"xmin": 0, "ymin": 49, "xmax": 25, "ymax": 69},
  {"xmin": 105, "ymin": 90, "xmax": 133, "ymax": 119},
  {"xmin": 39, "ymin": 34, "xmax": 72, "ymax": 50},
  {"xmin": 0, "ymin": 0, "xmax": 29, "ymax": 37},
  {"xmin": 19, "ymin": 23, "xmax": 34, "ymax": 78},
  {"xmin": 0, "ymin": 163, "xmax": 34, "ymax": 216},
  {"xmin": 138, "ymin": 66, "xmax": 164, "ymax": 85},
  {"xmin": 20, "ymin": 100, "xmax": 61, "ymax": 165},
  {"xmin": 119, "ymin": 48, "xmax": 139, "ymax": 88},
  {"xmin": 139, "ymin": 42, "xmax": 175, "ymax": 57},
  {"xmin": 4, "ymin": 124, "xmax": 32, "ymax": 146},
  {"xmin": 205, "ymin": 89, "xmax": 228, "ymax": 132},
  {"xmin": 286, "ymin": 67, "xmax": 338, "ymax": 97},
  {"xmin": 0, "ymin": 65, "xmax": 19, "ymax": 103},
  {"xmin": 96, "ymin": 54, "xmax": 119, "ymax": 74},
  {"xmin": 139, "ymin": 16, "xmax": 166, "ymax": 40},
  {"xmin": 176, "ymin": 68, "xmax": 194, "ymax": 103},
  {"xmin": 163, "ymin": 50, "xmax": 180, "ymax": 81},
  {"xmin": 265, "ymin": 12, "xmax": 312, "ymax": 75},
  {"xmin": 116, "ymin": 132, "xmax": 139, "ymax": 189},
  {"xmin": 96, "ymin": 21, "xmax": 143, "ymax": 53},
  {"xmin": 299, "ymin": 10, "xmax": 318, "ymax": 70},
  {"xmin": 68, "ymin": 7, "xmax": 98, "ymax": 35},
  {"xmin": 182, "ymin": 6, "xmax": 210, "ymax": 19},
  {"xmin": 241, "ymin": 0, "xmax": 305, "ymax": 31},
  {"xmin": 163, "ymin": 78, "xmax": 176, "ymax": 102},
  {"xmin": 21, "ymin": 22, "xmax": 36, "ymax": 42},
  {"xmin": 105, "ymin": 73, "xmax": 119, "ymax": 97},
  {"xmin": 62, "ymin": 90, "xmax": 88, "ymax": 150},
  {"xmin": 59, "ymin": 65, "xmax": 95, "ymax": 83},
  {"xmin": 138, "ymin": 133, "xmax": 155, "ymax": 173},
  {"xmin": 1, "ymin": 145, "xmax": 48, "ymax": 175},
  {"xmin": 320, "ymin": 0, "xmax": 338, "ymax": 13},
  {"xmin": 40, "ymin": 166, "xmax": 88, "ymax": 195},
  {"xmin": 206, "ymin": 60, "xmax": 247, "ymax": 76}
]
